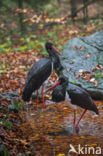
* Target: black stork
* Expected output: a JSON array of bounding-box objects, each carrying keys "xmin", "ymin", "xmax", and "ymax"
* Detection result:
[
  {"xmin": 22, "ymin": 41, "xmax": 62, "ymax": 110},
  {"xmin": 52, "ymin": 76, "xmax": 68, "ymax": 102},
  {"xmin": 51, "ymin": 76, "xmax": 99, "ymax": 134}
]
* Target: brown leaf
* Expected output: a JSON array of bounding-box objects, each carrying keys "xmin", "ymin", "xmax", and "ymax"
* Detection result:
[
  {"xmin": 94, "ymin": 80, "xmax": 98, "ymax": 87},
  {"xmin": 66, "ymin": 67, "xmax": 71, "ymax": 72},
  {"xmin": 92, "ymin": 64, "xmax": 103, "ymax": 72},
  {"xmin": 85, "ymin": 53, "xmax": 91, "ymax": 58},
  {"xmin": 74, "ymin": 45, "xmax": 79, "ymax": 50},
  {"xmin": 19, "ymin": 139, "xmax": 28, "ymax": 145},
  {"xmin": 75, "ymin": 70, "xmax": 94, "ymax": 82},
  {"xmin": 80, "ymin": 46, "xmax": 84, "ymax": 50}
]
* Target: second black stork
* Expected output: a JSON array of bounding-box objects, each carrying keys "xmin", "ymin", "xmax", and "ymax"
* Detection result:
[
  {"xmin": 51, "ymin": 76, "xmax": 99, "ymax": 134},
  {"xmin": 22, "ymin": 41, "xmax": 62, "ymax": 110}
]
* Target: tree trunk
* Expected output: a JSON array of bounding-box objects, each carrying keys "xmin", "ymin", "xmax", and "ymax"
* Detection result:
[
  {"xmin": 17, "ymin": 0, "xmax": 26, "ymax": 34},
  {"xmin": 70, "ymin": 0, "xmax": 77, "ymax": 19},
  {"xmin": 82, "ymin": 0, "xmax": 88, "ymax": 23}
]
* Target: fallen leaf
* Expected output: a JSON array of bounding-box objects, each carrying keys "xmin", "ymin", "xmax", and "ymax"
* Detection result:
[
  {"xmin": 90, "ymin": 78, "xmax": 95, "ymax": 82},
  {"xmin": 66, "ymin": 67, "xmax": 71, "ymax": 72},
  {"xmin": 85, "ymin": 53, "xmax": 90, "ymax": 58},
  {"xmin": 74, "ymin": 45, "xmax": 79, "ymax": 50},
  {"xmin": 94, "ymin": 80, "xmax": 98, "ymax": 87},
  {"xmin": 92, "ymin": 64, "xmax": 103, "ymax": 72},
  {"xmin": 80, "ymin": 46, "xmax": 84, "ymax": 50}
]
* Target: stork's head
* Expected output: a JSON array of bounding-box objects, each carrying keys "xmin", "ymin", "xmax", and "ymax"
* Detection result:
[
  {"xmin": 45, "ymin": 41, "xmax": 62, "ymax": 56},
  {"xmin": 59, "ymin": 76, "xmax": 68, "ymax": 85}
]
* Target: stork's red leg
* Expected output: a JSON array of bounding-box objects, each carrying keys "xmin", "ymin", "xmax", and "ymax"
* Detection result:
[
  {"xmin": 73, "ymin": 111, "xmax": 76, "ymax": 134},
  {"xmin": 36, "ymin": 90, "xmax": 39, "ymax": 110},
  {"xmin": 42, "ymin": 84, "xmax": 45, "ymax": 111},
  {"xmin": 75, "ymin": 109, "xmax": 87, "ymax": 133}
]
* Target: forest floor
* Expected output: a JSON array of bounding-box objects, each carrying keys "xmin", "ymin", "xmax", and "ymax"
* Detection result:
[{"xmin": 0, "ymin": 11, "xmax": 103, "ymax": 156}]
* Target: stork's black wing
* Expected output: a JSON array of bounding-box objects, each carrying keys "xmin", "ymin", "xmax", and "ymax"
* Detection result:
[
  {"xmin": 22, "ymin": 58, "xmax": 52, "ymax": 101},
  {"xmin": 67, "ymin": 83, "xmax": 99, "ymax": 114}
]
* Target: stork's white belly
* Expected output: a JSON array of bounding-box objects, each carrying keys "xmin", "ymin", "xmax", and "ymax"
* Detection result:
[{"xmin": 65, "ymin": 92, "xmax": 79, "ymax": 110}]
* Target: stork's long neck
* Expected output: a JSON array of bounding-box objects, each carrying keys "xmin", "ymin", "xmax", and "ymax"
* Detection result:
[
  {"xmin": 47, "ymin": 48, "xmax": 63, "ymax": 75},
  {"xmin": 50, "ymin": 52, "xmax": 61, "ymax": 69},
  {"xmin": 54, "ymin": 54, "xmax": 63, "ymax": 76},
  {"xmin": 49, "ymin": 52, "xmax": 59, "ymax": 62}
]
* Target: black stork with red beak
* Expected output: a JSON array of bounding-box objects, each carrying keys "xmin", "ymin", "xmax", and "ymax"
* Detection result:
[
  {"xmin": 51, "ymin": 76, "xmax": 99, "ymax": 134},
  {"xmin": 22, "ymin": 41, "xmax": 62, "ymax": 110}
]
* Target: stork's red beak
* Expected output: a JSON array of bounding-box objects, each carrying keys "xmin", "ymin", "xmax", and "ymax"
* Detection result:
[
  {"xmin": 51, "ymin": 45, "xmax": 62, "ymax": 56},
  {"xmin": 44, "ymin": 80, "xmax": 60, "ymax": 94}
]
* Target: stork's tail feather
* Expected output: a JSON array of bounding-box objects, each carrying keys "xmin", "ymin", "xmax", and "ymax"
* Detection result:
[
  {"xmin": 92, "ymin": 102, "xmax": 99, "ymax": 115},
  {"xmin": 22, "ymin": 85, "xmax": 33, "ymax": 102},
  {"xmin": 22, "ymin": 92, "xmax": 30, "ymax": 102},
  {"xmin": 94, "ymin": 107, "xmax": 99, "ymax": 115}
]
